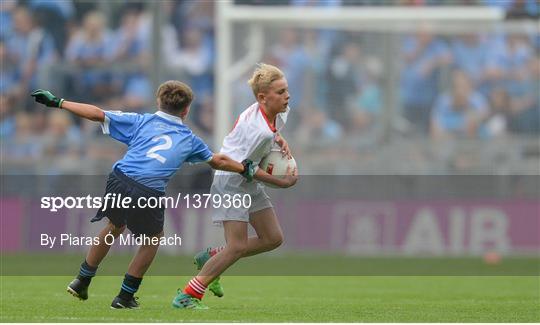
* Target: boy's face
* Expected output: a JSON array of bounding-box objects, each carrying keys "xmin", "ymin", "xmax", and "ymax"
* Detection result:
[{"xmin": 260, "ymin": 78, "xmax": 289, "ymax": 114}]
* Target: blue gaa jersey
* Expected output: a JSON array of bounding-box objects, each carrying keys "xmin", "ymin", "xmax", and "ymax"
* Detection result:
[{"xmin": 100, "ymin": 110, "xmax": 213, "ymax": 191}]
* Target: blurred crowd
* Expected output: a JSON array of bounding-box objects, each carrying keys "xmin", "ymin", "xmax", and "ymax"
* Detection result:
[
  {"xmin": 1, "ymin": 0, "xmax": 539, "ymax": 174},
  {"xmin": 1, "ymin": 1, "xmax": 216, "ymax": 173},
  {"xmin": 259, "ymin": 25, "xmax": 539, "ymax": 146}
]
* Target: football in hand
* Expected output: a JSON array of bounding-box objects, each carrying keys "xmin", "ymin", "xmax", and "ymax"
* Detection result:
[{"xmin": 259, "ymin": 149, "xmax": 297, "ymax": 188}]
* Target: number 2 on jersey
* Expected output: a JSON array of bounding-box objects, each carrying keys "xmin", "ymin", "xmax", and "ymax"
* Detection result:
[{"xmin": 146, "ymin": 135, "xmax": 172, "ymax": 163}]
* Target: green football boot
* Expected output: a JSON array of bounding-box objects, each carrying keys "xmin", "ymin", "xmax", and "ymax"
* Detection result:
[
  {"xmin": 193, "ymin": 248, "xmax": 212, "ymax": 270},
  {"xmin": 194, "ymin": 248, "xmax": 224, "ymax": 297},
  {"xmin": 172, "ymin": 291, "xmax": 209, "ymax": 310},
  {"xmin": 207, "ymin": 278, "xmax": 224, "ymax": 298}
]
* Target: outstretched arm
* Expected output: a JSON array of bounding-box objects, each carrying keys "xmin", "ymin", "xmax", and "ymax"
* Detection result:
[
  {"xmin": 60, "ymin": 101, "xmax": 105, "ymax": 122},
  {"xmin": 207, "ymin": 153, "xmax": 245, "ymax": 173},
  {"xmin": 207, "ymin": 154, "xmax": 259, "ymax": 182},
  {"xmin": 30, "ymin": 89, "xmax": 105, "ymax": 122}
]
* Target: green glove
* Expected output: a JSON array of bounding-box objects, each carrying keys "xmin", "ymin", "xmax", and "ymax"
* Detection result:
[
  {"xmin": 30, "ymin": 89, "xmax": 64, "ymax": 108},
  {"xmin": 241, "ymin": 159, "xmax": 256, "ymax": 182}
]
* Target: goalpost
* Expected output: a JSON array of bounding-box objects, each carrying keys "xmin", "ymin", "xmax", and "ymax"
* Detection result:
[{"xmin": 214, "ymin": 1, "xmax": 506, "ymax": 146}]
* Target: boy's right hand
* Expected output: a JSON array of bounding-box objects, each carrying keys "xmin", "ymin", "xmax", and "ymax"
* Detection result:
[
  {"xmin": 278, "ymin": 166, "xmax": 298, "ymax": 188},
  {"xmin": 30, "ymin": 89, "xmax": 64, "ymax": 108}
]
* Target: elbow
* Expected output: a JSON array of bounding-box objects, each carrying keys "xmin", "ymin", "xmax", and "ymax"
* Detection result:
[{"xmin": 92, "ymin": 110, "xmax": 105, "ymax": 122}]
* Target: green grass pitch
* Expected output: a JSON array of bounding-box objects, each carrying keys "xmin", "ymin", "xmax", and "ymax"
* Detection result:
[{"xmin": 1, "ymin": 275, "xmax": 539, "ymax": 322}]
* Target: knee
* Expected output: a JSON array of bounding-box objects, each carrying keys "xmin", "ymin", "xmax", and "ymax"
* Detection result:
[
  {"xmin": 227, "ymin": 242, "xmax": 248, "ymax": 258},
  {"xmin": 266, "ymin": 233, "xmax": 283, "ymax": 250},
  {"xmin": 108, "ymin": 223, "xmax": 126, "ymax": 237}
]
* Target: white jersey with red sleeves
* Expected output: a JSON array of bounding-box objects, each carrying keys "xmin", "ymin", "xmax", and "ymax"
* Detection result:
[
  {"xmin": 210, "ymin": 102, "xmax": 289, "ymax": 224},
  {"xmin": 215, "ymin": 102, "xmax": 289, "ymax": 177}
]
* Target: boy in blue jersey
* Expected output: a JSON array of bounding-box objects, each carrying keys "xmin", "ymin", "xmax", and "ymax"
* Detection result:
[{"xmin": 30, "ymin": 81, "xmax": 255, "ymax": 309}]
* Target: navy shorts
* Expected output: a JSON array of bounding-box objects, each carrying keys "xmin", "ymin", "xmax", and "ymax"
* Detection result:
[{"xmin": 91, "ymin": 167, "xmax": 165, "ymax": 237}]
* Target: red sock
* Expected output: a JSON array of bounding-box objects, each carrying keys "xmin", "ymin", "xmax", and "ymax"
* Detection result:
[
  {"xmin": 209, "ymin": 246, "xmax": 225, "ymax": 257},
  {"xmin": 183, "ymin": 277, "xmax": 206, "ymax": 300}
]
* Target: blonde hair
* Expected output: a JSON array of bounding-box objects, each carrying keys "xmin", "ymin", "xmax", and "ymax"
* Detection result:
[
  {"xmin": 247, "ymin": 63, "xmax": 285, "ymax": 98},
  {"xmin": 156, "ymin": 80, "xmax": 194, "ymax": 113}
]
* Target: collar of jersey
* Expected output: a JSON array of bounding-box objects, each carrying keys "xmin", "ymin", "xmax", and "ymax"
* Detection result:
[
  {"xmin": 258, "ymin": 105, "xmax": 277, "ymax": 133},
  {"xmin": 155, "ymin": 111, "xmax": 184, "ymax": 125}
]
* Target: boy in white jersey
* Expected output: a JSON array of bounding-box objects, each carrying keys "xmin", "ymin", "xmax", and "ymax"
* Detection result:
[{"xmin": 173, "ymin": 63, "xmax": 298, "ymax": 309}]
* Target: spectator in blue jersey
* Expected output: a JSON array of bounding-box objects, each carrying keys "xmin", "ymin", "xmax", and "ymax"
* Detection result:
[
  {"xmin": 106, "ymin": 7, "xmax": 153, "ymax": 114},
  {"xmin": 326, "ymin": 40, "xmax": 363, "ymax": 132},
  {"xmin": 6, "ymin": 6, "xmax": 57, "ymax": 103},
  {"xmin": 65, "ymin": 11, "xmax": 114, "ymax": 102},
  {"xmin": 507, "ymin": 55, "xmax": 540, "ymax": 134},
  {"xmin": 400, "ymin": 24, "xmax": 452, "ymax": 133},
  {"xmin": 348, "ymin": 56, "xmax": 383, "ymax": 135},
  {"xmin": 109, "ymin": 3, "xmax": 151, "ymax": 111},
  {"xmin": 450, "ymin": 33, "xmax": 490, "ymax": 90},
  {"xmin": 170, "ymin": 27, "xmax": 213, "ymax": 97},
  {"xmin": 482, "ymin": 87, "xmax": 510, "ymax": 138},
  {"xmin": 484, "ymin": 33, "xmax": 533, "ymax": 98},
  {"xmin": 30, "ymin": 80, "xmax": 257, "ymax": 309},
  {"xmin": 270, "ymin": 29, "xmax": 310, "ymax": 110},
  {"xmin": 0, "ymin": 0, "xmax": 16, "ymax": 39},
  {"xmin": 29, "ymin": 0, "xmax": 75, "ymax": 53},
  {"xmin": 430, "ymin": 70, "xmax": 489, "ymax": 139}
]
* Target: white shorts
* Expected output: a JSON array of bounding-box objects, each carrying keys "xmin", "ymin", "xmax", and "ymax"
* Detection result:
[{"xmin": 211, "ymin": 173, "xmax": 273, "ymax": 226}]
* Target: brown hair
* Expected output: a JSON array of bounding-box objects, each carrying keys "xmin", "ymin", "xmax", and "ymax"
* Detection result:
[
  {"xmin": 156, "ymin": 80, "xmax": 194, "ymax": 113},
  {"xmin": 247, "ymin": 63, "xmax": 285, "ymax": 98}
]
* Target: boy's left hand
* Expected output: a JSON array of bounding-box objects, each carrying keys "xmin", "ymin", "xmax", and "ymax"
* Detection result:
[
  {"xmin": 274, "ymin": 134, "xmax": 291, "ymax": 158},
  {"xmin": 241, "ymin": 159, "xmax": 256, "ymax": 182}
]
